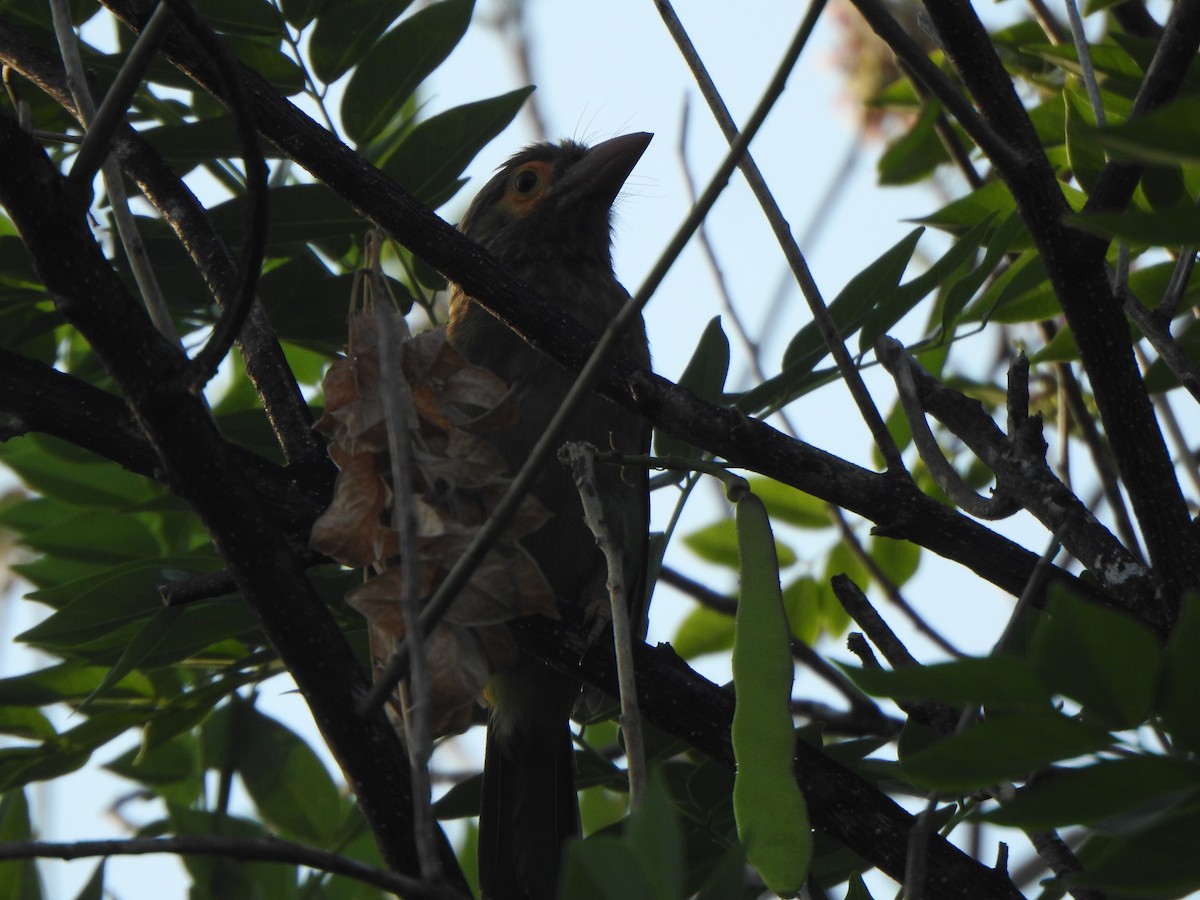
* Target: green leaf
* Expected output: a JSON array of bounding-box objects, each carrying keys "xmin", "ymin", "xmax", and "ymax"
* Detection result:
[
  {"xmin": 1087, "ymin": 95, "xmax": 1200, "ymax": 166},
  {"xmin": 1063, "ymin": 87, "xmax": 1106, "ymax": 193},
  {"xmin": 83, "ymin": 606, "xmax": 187, "ymax": 707},
  {"xmin": 224, "ymin": 35, "xmax": 305, "ymax": 95},
  {"xmin": 1028, "ymin": 587, "xmax": 1161, "ymax": 729},
  {"xmin": 105, "ymin": 735, "xmax": 202, "ymax": 807},
  {"xmin": 0, "ymin": 790, "xmax": 42, "ymax": 900},
  {"xmin": 902, "ymin": 712, "xmax": 1111, "ymax": 793},
  {"xmin": 342, "ymin": 0, "xmax": 474, "ymax": 145},
  {"xmin": 206, "ymin": 183, "xmax": 365, "ymax": 251},
  {"xmin": 867, "ymin": 535, "xmax": 920, "ymax": 587},
  {"xmin": 0, "ymin": 662, "xmax": 154, "ymax": 707},
  {"xmin": 747, "ymin": 478, "xmax": 830, "ymax": 529},
  {"xmin": 731, "ymin": 490, "xmax": 811, "ymax": 895},
  {"xmin": 673, "ymin": 604, "xmax": 734, "ymax": 660},
  {"xmin": 844, "ymin": 872, "xmax": 877, "ymax": 900},
  {"xmin": 940, "ymin": 212, "xmax": 1027, "ymax": 334},
  {"xmin": 0, "ymin": 435, "xmax": 157, "ymax": 509},
  {"xmin": 141, "ymin": 117, "xmax": 282, "ymax": 175},
  {"xmin": 1158, "ymin": 593, "xmax": 1200, "ymax": 753},
  {"xmin": 1066, "ymin": 800, "xmax": 1200, "ymax": 897},
  {"xmin": 983, "ymin": 756, "xmax": 1200, "ymax": 828},
  {"xmin": 782, "ymin": 577, "xmax": 822, "ymax": 646},
  {"xmin": 1067, "ymin": 206, "xmax": 1200, "ymax": 246},
  {"xmin": 878, "ymin": 104, "xmax": 950, "ymax": 186},
  {"xmin": 0, "ymin": 710, "xmax": 148, "ymax": 793},
  {"xmin": 194, "ymin": 0, "xmax": 283, "ymax": 36},
  {"xmin": 168, "ymin": 806, "xmax": 296, "ymax": 897},
  {"xmin": 70, "ymin": 862, "xmax": 105, "ymax": 900},
  {"xmin": 627, "ymin": 775, "xmax": 685, "ymax": 900},
  {"xmin": 383, "ymin": 87, "xmax": 534, "ymax": 206},
  {"xmin": 784, "ymin": 228, "xmax": 923, "ymax": 374},
  {"xmin": 0, "ymin": 709, "xmax": 54, "ymax": 742},
  {"xmin": 967, "ymin": 248, "xmax": 1052, "ymax": 324},
  {"xmin": 656, "ymin": 317, "xmax": 731, "ymax": 459},
  {"xmin": 860, "ymin": 214, "xmax": 995, "ymax": 352},
  {"xmin": 684, "ymin": 519, "xmax": 797, "ymax": 570},
  {"xmin": 226, "ymin": 704, "xmax": 342, "ymax": 844},
  {"xmin": 916, "ymin": 181, "xmax": 1018, "ymax": 235},
  {"xmin": 843, "ymin": 656, "xmax": 1051, "ymax": 708},
  {"xmin": 19, "ymin": 559, "xmax": 217, "ymax": 651},
  {"xmin": 695, "ymin": 844, "xmax": 747, "ymax": 900},
  {"xmin": 562, "ymin": 836, "xmax": 656, "ymax": 900},
  {"xmin": 308, "ymin": 0, "xmax": 415, "ymax": 83}
]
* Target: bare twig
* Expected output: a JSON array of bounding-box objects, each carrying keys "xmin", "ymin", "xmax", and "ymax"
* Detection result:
[
  {"xmin": 831, "ymin": 575, "xmax": 919, "ymax": 669},
  {"xmin": 563, "ymin": 442, "xmax": 647, "ymax": 809},
  {"xmin": 68, "ymin": 0, "xmax": 174, "ymax": 186},
  {"xmin": 49, "ymin": 0, "xmax": 179, "ymax": 344},
  {"xmin": 1037, "ymin": 321, "xmax": 1144, "ymax": 561},
  {"xmin": 373, "ymin": 257, "xmax": 439, "ymax": 879},
  {"xmin": 831, "ymin": 507, "xmax": 965, "ymax": 657},
  {"xmin": 875, "ymin": 336, "xmax": 1159, "ymax": 623},
  {"xmin": 1123, "ymin": 287, "xmax": 1200, "ymax": 404},
  {"xmin": 884, "ymin": 336, "xmax": 1020, "ymax": 520},
  {"xmin": 0, "ymin": 836, "xmax": 464, "ymax": 899},
  {"xmin": 157, "ymin": 0, "xmax": 269, "ymax": 390},
  {"xmin": 656, "ymin": 0, "xmax": 906, "ymax": 472}
]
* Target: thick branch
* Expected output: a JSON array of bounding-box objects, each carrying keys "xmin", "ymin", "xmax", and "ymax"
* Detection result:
[
  {"xmin": 0, "ymin": 114, "xmax": 464, "ymax": 889},
  {"xmin": 908, "ymin": 0, "xmax": 1200, "ymax": 602},
  {"xmin": 0, "ymin": 14, "xmax": 329, "ymax": 470},
  {"xmin": 514, "ymin": 616, "xmax": 1024, "ymax": 900},
  {"xmin": 876, "ymin": 339, "xmax": 1163, "ymax": 628},
  {"xmin": 0, "ymin": 348, "xmax": 325, "ymax": 530}
]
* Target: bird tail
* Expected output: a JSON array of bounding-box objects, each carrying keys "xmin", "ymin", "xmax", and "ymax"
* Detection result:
[{"xmin": 479, "ymin": 716, "xmax": 579, "ymax": 900}]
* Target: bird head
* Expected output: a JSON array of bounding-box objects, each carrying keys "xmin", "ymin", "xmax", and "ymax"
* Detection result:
[{"xmin": 458, "ymin": 132, "xmax": 652, "ymax": 268}]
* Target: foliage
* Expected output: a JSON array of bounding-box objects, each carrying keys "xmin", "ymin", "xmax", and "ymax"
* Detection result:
[{"xmin": 0, "ymin": 0, "xmax": 1198, "ymax": 898}]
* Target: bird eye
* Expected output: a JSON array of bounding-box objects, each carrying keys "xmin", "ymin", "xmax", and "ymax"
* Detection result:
[{"xmin": 513, "ymin": 169, "xmax": 540, "ymax": 194}]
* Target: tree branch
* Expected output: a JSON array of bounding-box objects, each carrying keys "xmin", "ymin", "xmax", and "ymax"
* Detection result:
[
  {"xmin": 514, "ymin": 616, "xmax": 1024, "ymax": 900},
  {"xmin": 0, "ymin": 836, "xmax": 465, "ymax": 899},
  {"xmin": 90, "ymin": 0, "xmax": 1127, "ymax": 621},
  {"xmin": 0, "ymin": 113, "xmax": 466, "ymax": 890},
  {"xmin": 0, "ymin": 14, "xmax": 330, "ymax": 471},
  {"xmin": 910, "ymin": 0, "xmax": 1200, "ymax": 603}
]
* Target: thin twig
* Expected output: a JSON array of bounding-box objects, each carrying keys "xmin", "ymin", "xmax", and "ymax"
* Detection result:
[
  {"xmin": 1123, "ymin": 285, "xmax": 1200, "ymax": 404},
  {"xmin": 830, "ymin": 575, "xmax": 919, "ymax": 669},
  {"xmin": 563, "ymin": 442, "xmax": 646, "ymax": 809},
  {"xmin": 159, "ymin": 0, "xmax": 269, "ymax": 389},
  {"xmin": 831, "ymin": 507, "xmax": 965, "ymax": 657},
  {"xmin": 883, "ymin": 336, "xmax": 1019, "ymax": 520},
  {"xmin": 844, "ymin": 0, "xmax": 1025, "ymax": 175},
  {"xmin": 1063, "ymin": 0, "xmax": 1107, "ymax": 127},
  {"xmin": 68, "ymin": 0, "xmax": 174, "ymax": 186},
  {"xmin": 1135, "ymin": 342, "xmax": 1200, "ymax": 500},
  {"xmin": 656, "ymin": 0, "xmax": 906, "ymax": 473},
  {"xmin": 1037, "ymin": 322, "xmax": 1144, "ymax": 561},
  {"xmin": 49, "ymin": 0, "xmax": 179, "ymax": 344},
  {"xmin": 373, "ymin": 254, "xmax": 439, "ymax": 880},
  {"xmin": 0, "ymin": 836, "xmax": 464, "ymax": 899}
]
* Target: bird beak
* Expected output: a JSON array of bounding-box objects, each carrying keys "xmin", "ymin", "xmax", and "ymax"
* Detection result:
[{"xmin": 552, "ymin": 132, "xmax": 652, "ymax": 209}]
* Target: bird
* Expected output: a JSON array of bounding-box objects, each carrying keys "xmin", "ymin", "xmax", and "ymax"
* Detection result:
[{"xmin": 446, "ymin": 132, "xmax": 653, "ymax": 900}]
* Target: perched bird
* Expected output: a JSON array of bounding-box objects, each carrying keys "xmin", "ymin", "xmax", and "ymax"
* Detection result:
[{"xmin": 446, "ymin": 133, "xmax": 653, "ymax": 900}]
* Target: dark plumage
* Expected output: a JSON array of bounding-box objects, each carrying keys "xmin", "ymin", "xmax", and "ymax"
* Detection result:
[{"xmin": 446, "ymin": 133, "xmax": 652, "ymax": 900}]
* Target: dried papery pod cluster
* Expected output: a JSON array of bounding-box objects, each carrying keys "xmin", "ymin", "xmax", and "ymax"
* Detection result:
[{"xmin": 310, "ymin": 304, "xmax": 556, "ymax": 737}]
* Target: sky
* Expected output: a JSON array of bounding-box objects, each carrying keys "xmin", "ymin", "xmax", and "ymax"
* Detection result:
[{"xmin": 0, "ymin": 0, "xmax": 1099, "ymax": 896}]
